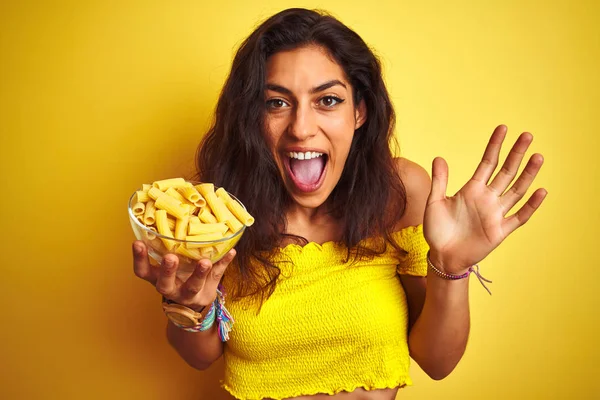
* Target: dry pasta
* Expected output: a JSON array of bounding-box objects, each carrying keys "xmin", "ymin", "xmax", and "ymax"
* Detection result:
[
  {"xmin": 155, "ymin": 194, "xmax": 188, "ymax": 220},
  {"xmin": 155, "ymin": 209, "xmax": 176, "ymax": 250},
  {"xmin": 153, "ymin": 178, "xmax": 187, "ymax": 190},
  {"xmin": 175, "ymin": 215, "xmax": 190, "ymax": 241},
  {"xmin": 132, "ymin": 202, "xmax": 145, "ymax": 216},
  {"xmin": 130, "ymin": 178, "xmax": 254, "ymax": 261},
  {"xmin": 167, "ymin": 216, "xmax": 176, "ymax": 231},
  {"xmin": 197, "ymin": 184, "xmax": 244, "ymax": 232},
  {"xmin": 199, "ymin": 207, "xmax": 218, "ymax": 224},
  {"xmin": 189, "ymin": 221, "xmax": 229, "ymax": 236},
  {"xmin": 165, "ymin": 187, "xmax": 188, "ymax": 204},
  {"xmin": 216, "ymin": 188, "xmax": 255, "ymax": 226},
  {"xmin": 179, "ymin": 186, "xmax": 204, "ymax": 206},
  {"xmin": 143, "ymin": 200, "xmax": 156, "ymax": 225},
  {"xmin": 136, "ymin": 190, "xmax": 150, "ymax": 203}
]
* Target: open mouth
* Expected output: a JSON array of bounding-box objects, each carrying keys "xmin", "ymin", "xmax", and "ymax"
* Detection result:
[{"xmin": 282, "ymin": 151, "xmax": 328, "ymax": 193}]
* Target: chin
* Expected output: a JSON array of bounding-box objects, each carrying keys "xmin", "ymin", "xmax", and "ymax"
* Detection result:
[{"xmin": 288, "ymin": 192, "xmax": 330, "ymax": 209}]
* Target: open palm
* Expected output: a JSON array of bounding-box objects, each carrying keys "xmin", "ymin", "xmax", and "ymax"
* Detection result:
[{"xmin": 424, "ymin": 125, "xmax": 547, "ymax": 274}]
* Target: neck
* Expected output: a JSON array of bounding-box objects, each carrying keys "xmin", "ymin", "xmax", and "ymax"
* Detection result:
[{"xmin": 282, "ymin": 200, "xmax": 343, "ymax": 245}]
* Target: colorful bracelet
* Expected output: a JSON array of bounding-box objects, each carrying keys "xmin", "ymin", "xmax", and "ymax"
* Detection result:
[
  {"xmin": 163, "ymin": 285, "xmax": 235, "ymax": 341},
  {"xmin": 426, "ymin": 251, "xmax": 492, "ymax": 295}
]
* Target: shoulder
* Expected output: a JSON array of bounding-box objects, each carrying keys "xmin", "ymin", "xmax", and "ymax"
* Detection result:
[{"xmin": 393, "ymin": 157, "xmax": 431, "ymax": 229}]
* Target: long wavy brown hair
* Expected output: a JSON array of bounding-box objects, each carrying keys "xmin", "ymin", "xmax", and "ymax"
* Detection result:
[{"xmin": 195, "ymin": 8, "xmax": 407, "ymax": 305}]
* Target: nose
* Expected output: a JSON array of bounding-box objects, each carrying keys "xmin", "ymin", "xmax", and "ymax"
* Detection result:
[{"xmin": 288, "ymin": 103, "xmax": 317, "ymax": 141}]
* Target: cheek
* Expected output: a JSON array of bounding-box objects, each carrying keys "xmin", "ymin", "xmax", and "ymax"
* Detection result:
[
  {"xmin": 321, "ymin": 112, "xmax": 356, "ymax": 151},
  {"xmin": 263, "ymin": 119, "xmax": 280, "ymax": 150},
  {"xmin": 264, "ymin": 115, "xmax": 288, "ymax": 148}
]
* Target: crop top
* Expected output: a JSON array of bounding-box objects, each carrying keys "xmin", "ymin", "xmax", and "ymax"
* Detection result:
[{"xmin": 221, "ymin": 225, "xmax": 429, "ymax": 400}]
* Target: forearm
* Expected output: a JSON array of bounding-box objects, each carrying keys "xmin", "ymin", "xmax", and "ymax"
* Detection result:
[
  {"xmin": 166, "ymin": 320, "xmax": 224, "ymax": 370},
  {"xmin": 408, "ymin": 270, "xmax": 470, "ymax": 380}
]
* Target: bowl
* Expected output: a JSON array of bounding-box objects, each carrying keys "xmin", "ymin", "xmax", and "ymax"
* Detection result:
[{"xmin": 128, "ymin": 187, "xmax": 246, "ymax": 280}]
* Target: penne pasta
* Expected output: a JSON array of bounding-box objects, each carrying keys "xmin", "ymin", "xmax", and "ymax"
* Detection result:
[
  {"xmin": 153, "ymin": 178, "xmax": 187, "ymax": 191},
  {"xmin": 179, "ymin": 186, "xmax": 203, "ymax": 204},
  {"xmin": 203, "ymin": 191, "xmax": 230, "ymax": 221},
  {"xmin": 155, "ymin": 210, "xmax": 176, "ymax": 250},
  {"xmin": 188, "ymin": 221, "xmax": 229, "ymax": 236},
  {"xmin": 200, "ymin": 246, "xmax": 215, "ymax": 259},
  {"xmin": 143, "ymin": 200, "xmax": 156, "ymax": 225},
  {"xmin": 155, "ymin": 193, "xmax": 188, "ymax": 219},
  {"xmin": 224, "ymin": 212, "xmax": 244, "ymax": 233},
  {"xmin": 148, "ymin": 187, "xmax": 165, "ymax": 201},
  {"xmin": 216, "ymin": 188, "xmax": 255, "ymax": 226},
  {"xmin": 145, "ymin": 226, "xmax": 158, "ymax": 240},
  {"xmin": 195, "ymin": 183, "xmax": 213, "ymax": 193},
  {"xmin": 175, "ymin": 215, "xmax": 190, "ymax": 241},
  {"xmin": 167, "ymin": 216, "xmax": 176, "ymax": 231},
  {"xmin": 133, "ymin": 202, "xmax": 145, "ymax": 216},
  {"xmin": 185, "ymin": 232, "xmax": 224, "ymax": 248},
  {"xmin": 175, "ymin": 245, "xmax": 202, "ymax": 260},
  {"xmin": 194, "ymin": 197, "xmax": 207, "ymax": 208},
  {"xmin": 198, "ymin": 207, "xmax": 218, "ymax": 224},
  {"xmin": 214, "ymin": 231, "xmax": 234, "ymax": 253},
  {"xmin": 197, "ymin": 184, "xmax": 242, "ymax": 231},
  {"xmin": 165, "ymin": 187, "xmax": 187, "ymax": 204},
  {"xmin": 131, "ymin": 179, "xmax": 254, "ymax": 262},
  {"xmin": 136, "ymin": 190, "xmax": 150, "ymax": 203}
]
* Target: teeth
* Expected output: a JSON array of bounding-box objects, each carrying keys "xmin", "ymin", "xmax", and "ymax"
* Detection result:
[{"xmin": 287, "ymin": 151, "xmax": 324, "ymax": 160}]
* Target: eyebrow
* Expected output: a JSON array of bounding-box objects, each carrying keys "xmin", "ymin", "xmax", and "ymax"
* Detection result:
[{"xmin": 265, "ymin": 79, "xmax": 347, "ymax": 96}]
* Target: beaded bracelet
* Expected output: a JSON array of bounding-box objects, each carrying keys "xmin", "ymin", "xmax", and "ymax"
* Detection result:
[{"xmin": 426, "ymin": 251, "xmax": 492, "ymax": 295}]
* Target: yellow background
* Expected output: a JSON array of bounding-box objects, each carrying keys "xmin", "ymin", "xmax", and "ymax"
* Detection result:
[{"xmin": 1, "ymin": 0, "xmax": 598, "ymax": 399}]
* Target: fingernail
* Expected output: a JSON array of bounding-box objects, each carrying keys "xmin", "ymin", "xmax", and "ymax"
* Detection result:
[
  {"xmin": 165, "ymin": 258, "xmax": 174, "ymax": 267},
  {"xmin": 134, "ymin": 244, "xmax": 143, "ymax": 254}
]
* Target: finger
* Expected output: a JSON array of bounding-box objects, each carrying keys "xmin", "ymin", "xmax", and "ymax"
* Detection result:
[
  {"xmin": 503, "ymin": 188, "xmax": 548, "ymax": 234},
  {"xmin": 179, "ymin": 259, "xmax": 212, "ymax": 301},
  {"xmin": 471, "ymin": 125, "xmax": 507, "ymax": 183},
  {"xmin": 132, "ymin": 241, "xmax": 158, "ymax": 284},
  {"xmin": 429, "ymin": 157, "xmax": 448, "ymax": 203},
  {"xmin": 155, "ymin": 254, "xmax": 179, "ymax": 297},
  {"xmin": 488, "ymin": 132, "xmax": 533, "ymax": 194},
  {"xmin": 500, "ymin": 153, "xmax": 544, "ymax": 212},
  {"xmin": 202, "ymin": 249, "xmax": 237, "ymax": 294}
]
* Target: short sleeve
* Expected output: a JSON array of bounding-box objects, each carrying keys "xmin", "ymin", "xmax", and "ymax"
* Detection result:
[{"xmin": 393, "ymin": 224, "xmax": 429, "ymax": 276}]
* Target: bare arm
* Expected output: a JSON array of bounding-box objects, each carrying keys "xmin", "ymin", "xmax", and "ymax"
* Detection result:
[
  {"xmin": 133, "ymin": 242, "xmax": 236, "ymax": 370},
  {"xmin": 166, "ymin": 320, "xmax": 223, "ymax": 370},
  {"xmin": 400, "ymin": 125, "xmax": 547, "ymax": 380},
  {"xmin": 402, "ymin": 272, "xmax": 470, "ymax": 380},
  {"xmin": 395, "ymin": 158, "xmax": 469, "ymax": 379}
]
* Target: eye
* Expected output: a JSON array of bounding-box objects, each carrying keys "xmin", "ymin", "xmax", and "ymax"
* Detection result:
[
  {"xmin": 318, "ymin": 96, "xmax": 344, "ymax": 108},
  {"xmin": 266, "ymin": 99, "xmax": 290, "ymax": 109}
]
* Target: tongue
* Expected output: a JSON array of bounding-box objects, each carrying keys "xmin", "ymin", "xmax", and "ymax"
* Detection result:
[{"xmin": 289, "ymin": 157, "xmax": 325, "ymax": 185}]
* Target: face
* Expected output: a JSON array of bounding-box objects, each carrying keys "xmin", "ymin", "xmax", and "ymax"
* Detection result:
[{"xmin": 263, "ymin": 45, "xmax": 367, "ymax": 210}]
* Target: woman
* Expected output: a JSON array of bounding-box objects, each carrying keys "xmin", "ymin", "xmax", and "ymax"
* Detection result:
[{"xmin": 132, "ymin": 8, "xmax": 546, "ymax": 400}]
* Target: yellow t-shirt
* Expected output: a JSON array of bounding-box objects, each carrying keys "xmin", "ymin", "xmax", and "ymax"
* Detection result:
[{"xmin": 222, "ymin": 225, "xmax": 429, "ymax": 400}]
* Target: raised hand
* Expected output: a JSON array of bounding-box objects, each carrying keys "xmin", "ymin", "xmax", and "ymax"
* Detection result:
[
  {"xmin": 423, "ymin": 125, "xmax": 547, "ymax": 274},
  {"xmin": 132, "ymin": 241, "xmax": 236, "ymax": 311}
]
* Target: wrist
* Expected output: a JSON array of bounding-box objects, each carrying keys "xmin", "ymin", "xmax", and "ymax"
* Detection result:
[
  {"xmin": 427, "ymin": 250, "xmax": 493, "ymax": 295},
  {"xmin": 428, "ymin": 250, "xmax": 470, "ymax": 275},
  {"xmin": 162, "ymin": 296, "xmax": 207, "ymax": 313}
]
